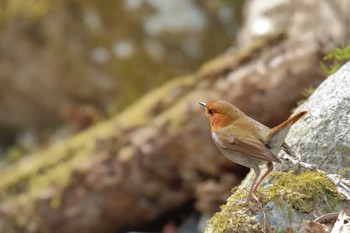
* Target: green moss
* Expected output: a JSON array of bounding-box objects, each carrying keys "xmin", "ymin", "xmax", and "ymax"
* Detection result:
[
  {"xmin": 0, "ymin": 134, "xmax": 94, "ymax": 201},
  {"xmin": 0, "ymin": 70, "xmax": 200, "ymax": 232},
  {"xmin": 5, "ymin": 145, "xmax": 25, "ymax": 163},
  {"xmin": 206, "ymin": 171, "xmax": 341, "ymax": 233},
  {"xmin": 0, "ymin": 72, "xmax": 196, "ymax": 201},
  {"xmin": 1, "ymin": 0, "xmax": 49, "ymax": 23},
  {"xmin": 49, "ymin": 195, "xmax": 61, "ymax": 210},
  {"xmin": 321, "ymin": 45, "xmax": 350, "ymax": 75},
  {"xmin": 206, "ymin": 188, "xmax": 262, "ymax": 233},
  {"xmin": 198, "ymin": 33, "xmax": 285, "ymax": 80},
  {"xmin": 266, "ymin": 171, "xmax": 340, "ymax": 212},
  {"xmin": 338, "ymin": 167, "xmax": 350, "ymax": 177}
]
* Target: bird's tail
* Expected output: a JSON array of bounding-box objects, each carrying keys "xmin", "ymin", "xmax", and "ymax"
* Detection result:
[{"xmin": 268, "ymin": 111, "xmax": 307, "ymax": 150}]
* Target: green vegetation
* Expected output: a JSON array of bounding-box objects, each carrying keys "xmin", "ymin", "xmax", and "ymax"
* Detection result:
[
  {"xmin": 205, "ymin": 188, "xmax": 262, "ymax": 233},
  {"xmin": 5, "ymin": 146, "xmax": 25, "ymax": 163},
  {"xmin": 295, "ymin": 44, "xmax": 350, "ymax": 111},
  {"xmin": 0, "ymin": 32, "xmax": 278, "ymax": 230},
  {"xmin": 3, "ymin": 76, "xmax": 193, "ymax": 185},
  {"xmin": 206, "ymin": 171, "xmax": 341, "ymax": 233},
  {"xmin": 266, "ymin": 171, "xmax": 340, "ymax": 212},
  {"xmin": 0, "ymin": 73, "xmax": 197, "ymax": 231},
  {"xmin": 321, "ymin": 45, "xmax": 350, "ymax": 75},
  {"xmin": 0, "ymin": 0, "xmax": 49, "ymax": 23}
]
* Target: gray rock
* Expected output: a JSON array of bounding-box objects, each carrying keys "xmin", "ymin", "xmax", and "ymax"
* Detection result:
[
  {"xmin": 254, "ymin": 201, "xmax": 302, "ymax": 232},
  {"xmin": 283, "ymin": 61, "xmax": 350, "ymax": 178}
]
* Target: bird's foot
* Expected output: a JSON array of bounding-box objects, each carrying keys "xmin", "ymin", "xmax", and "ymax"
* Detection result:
[
  {"xmin": 234, "ymin": 199, "xmax": 249, "ymax": 205},
  {"xmin": 253, "ymin": 189, "xmax": 269, "ymax": 204},
  {"xmin": 253, "ymin": 189, "xmax": 264, "ymax": 196}
]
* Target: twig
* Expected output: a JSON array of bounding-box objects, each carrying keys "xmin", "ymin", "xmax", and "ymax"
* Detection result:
[{"xmin": 328, "ymin": 174, "xmax": 350, "ymax": 201}]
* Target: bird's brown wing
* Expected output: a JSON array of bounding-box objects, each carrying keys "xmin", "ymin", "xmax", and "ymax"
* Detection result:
[{"xmin": 214, "ymin": 129, "xmax": 281, "ymax": 163}]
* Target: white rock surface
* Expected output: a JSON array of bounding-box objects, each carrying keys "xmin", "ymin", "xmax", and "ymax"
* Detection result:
[{"xmin": 285, "ymin": 62, "xmax": 350, "ymax": 178}]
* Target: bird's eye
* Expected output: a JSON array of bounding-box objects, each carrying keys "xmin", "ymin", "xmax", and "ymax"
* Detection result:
[{"xmin": 208, "ymin": 109, "xmax": 214, "ymax": 116}]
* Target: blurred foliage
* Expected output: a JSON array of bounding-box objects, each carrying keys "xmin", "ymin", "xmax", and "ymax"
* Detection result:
[
  {"xmin": 0, "ymin": 0, "xmax": 49, "ymax": 24},
  {"xmin": 0, "ymin": 0, "xmax": 247, "ymax": 163},
  {"xmin": 295, "ymin": 44, "xmax": 350, "ymax": 112},
  {"xmin": 0, "ymin": 74, "xmax": 197, "ymax": 231},
  {"xmin": 5, "ymin": 146, "xmax": 25, "ymax": 163},
  {"xmin": 293, "ymin": 87, "xmax": 315, "ymax": 112},
  {"xmin": 0, "ymin": 0, "xmax": 245, "ymax": 151},
  {"xmin": 321, "ymin": 45, "xmax": 350, "ymax": 75}
]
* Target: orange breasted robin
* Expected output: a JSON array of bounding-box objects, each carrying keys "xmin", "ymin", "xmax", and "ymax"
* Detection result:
[{"xmin": 199, "ymin": 100, "xmax": 306, "ymax": 204}]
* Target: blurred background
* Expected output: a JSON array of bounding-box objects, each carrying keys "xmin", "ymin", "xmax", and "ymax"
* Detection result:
[
  {"xmin": 0, "ymin": 0, "xmax": 243, "ymax": 154},
  {"xmin": 0, "ymin": 0, "xmax": 349, "ymax": 232}
]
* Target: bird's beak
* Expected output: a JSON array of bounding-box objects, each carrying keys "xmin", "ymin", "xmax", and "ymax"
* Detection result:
[{"xmin": 199, "ymin": 102, "xmax": 206, "ymax": 111}]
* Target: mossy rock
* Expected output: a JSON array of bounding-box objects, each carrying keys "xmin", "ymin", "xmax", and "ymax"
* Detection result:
[{"xmin": 205, "ymin": 171, "xmax": 343, "ymax": 233}]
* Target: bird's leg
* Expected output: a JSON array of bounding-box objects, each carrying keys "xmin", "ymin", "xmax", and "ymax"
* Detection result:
[
  {"xmin": 253, "ymin": 162, "xmax": 273, "ymax": 194},
  {"xmin": 244, "ymin": 166, "xmax": 260, "ymax": 205}
]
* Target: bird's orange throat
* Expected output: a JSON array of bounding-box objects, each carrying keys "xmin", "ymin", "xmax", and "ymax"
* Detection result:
[{"xmin": 209, "ymin": 114, "xmax": 233, "ymax": 132}]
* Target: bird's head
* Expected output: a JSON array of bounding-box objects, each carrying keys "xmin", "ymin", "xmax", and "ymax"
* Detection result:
[{"xmin": 199, "ymin": 100, "xmax": 244, "ymax": 132}]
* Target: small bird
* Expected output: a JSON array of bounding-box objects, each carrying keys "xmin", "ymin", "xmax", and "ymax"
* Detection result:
[{"xmin": 199, "ymin": 100, "xmax": 306, "ymax": 204}]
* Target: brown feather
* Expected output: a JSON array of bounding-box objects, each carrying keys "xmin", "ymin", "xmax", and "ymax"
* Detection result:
[
  {"xmin": 268, "ymin": 111, "xmax": 307, "ymax": 149},
  {"xmin": 215, "ymin": 127, "xmax": 281, "ymax": 163}
]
